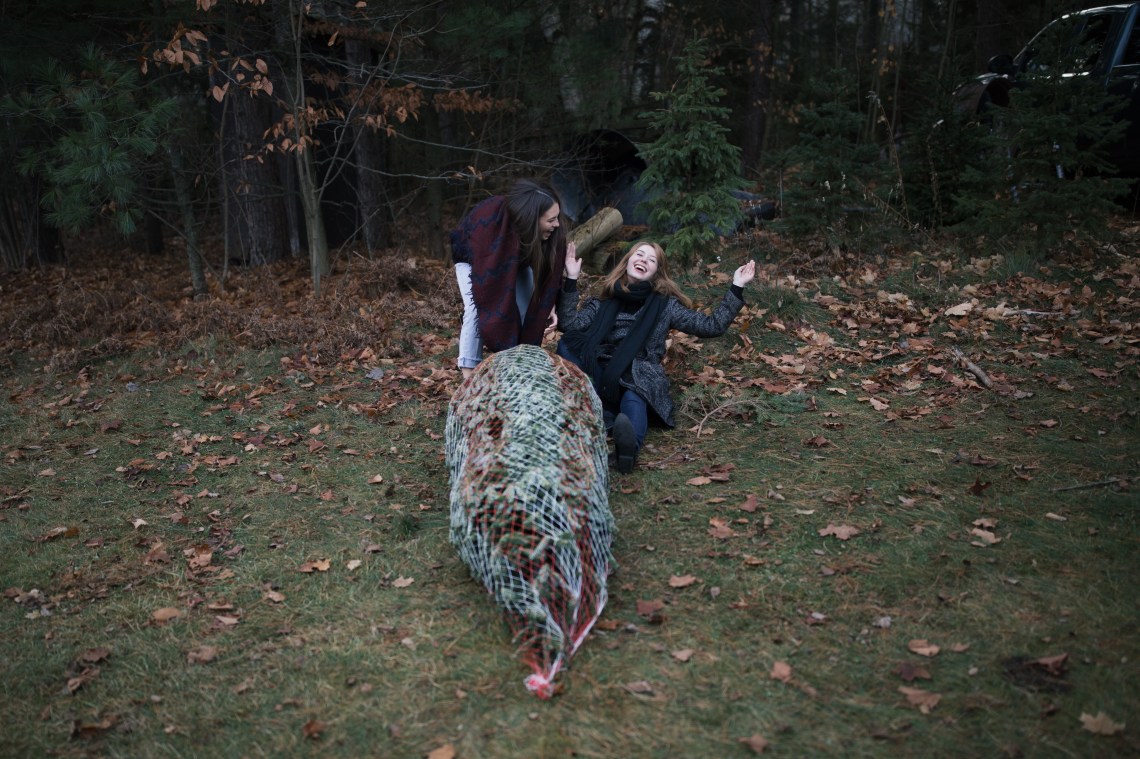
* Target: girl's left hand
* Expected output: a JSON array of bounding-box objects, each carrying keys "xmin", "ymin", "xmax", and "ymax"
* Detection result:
[
  {"xmin": 564, "ymin": 242, "xmax": 582, "ymax": 279},
  {"xmin": 733, "ymin": 260, "xmax": 756, "ymax": 288},
  {"xmin": 545, "ymin": 308, "xmax": 559, "ymax": 335}
]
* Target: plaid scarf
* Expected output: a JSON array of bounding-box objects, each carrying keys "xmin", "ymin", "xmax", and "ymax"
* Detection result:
[{"xmin": 450, "ymin": 195, "xmax": 564, "ymax": 351}]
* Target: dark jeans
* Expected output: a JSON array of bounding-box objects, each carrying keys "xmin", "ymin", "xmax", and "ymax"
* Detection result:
[{"xmin": 557, "ymin": 339, "xmax": 648, "ymax": 452}]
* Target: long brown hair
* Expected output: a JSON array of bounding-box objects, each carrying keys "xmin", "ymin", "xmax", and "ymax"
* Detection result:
[
  {"xmin": 598, "ymin": 241, "xmax": 692, "ymax": 308},
  {"xmin": 505, "ymin": 178, "xmax": 567, "ymax": 288}
]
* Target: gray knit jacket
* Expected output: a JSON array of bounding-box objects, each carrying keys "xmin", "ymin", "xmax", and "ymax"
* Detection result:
[{"xmin": 557, "ymin": 283, "xmax": 745, "ymax": 428}]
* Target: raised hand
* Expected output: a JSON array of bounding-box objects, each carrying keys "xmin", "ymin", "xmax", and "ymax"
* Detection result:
[
  {"xmin": 564, "ymin": 241, "xmax": 582, "ymax": 279},
  {"xmin": 733, "ymin": 260, "xmax": 756, "ymax": 288}
]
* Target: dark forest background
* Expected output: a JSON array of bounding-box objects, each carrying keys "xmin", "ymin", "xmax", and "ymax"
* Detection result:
[{"xmin": 0, "ymin": 0, "xmax": 1129, "ymax": 293}]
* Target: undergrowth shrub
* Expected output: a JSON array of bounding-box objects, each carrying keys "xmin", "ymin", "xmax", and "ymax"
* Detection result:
[
  {"xmin": 748, "ymin": 285, "xmax": 818, "ymax": 323},
  {"xmin": 770, "ymin": 69, "xmax": 887, "ymax": 241},
  {"xmin": 775, "ymin": 42, "xmax": 1128, "ymax": 257},
  {"xmin": 927, "ymin": 26, "xmax": 1128, "ymax": 251}
]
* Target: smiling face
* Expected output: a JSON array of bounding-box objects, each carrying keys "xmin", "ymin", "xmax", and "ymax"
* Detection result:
[
  {"xmin": 625, "ymin": 243, "xmax": 659, "ymax": 283},
  {"xmin": 538, "ymin": 203, "xmax": 561, "ymax": 240}
]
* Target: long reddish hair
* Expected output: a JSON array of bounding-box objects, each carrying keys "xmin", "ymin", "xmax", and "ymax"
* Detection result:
[{"xmin": 598, "ymin": 241, "xmax": 691, "ymax": 308}]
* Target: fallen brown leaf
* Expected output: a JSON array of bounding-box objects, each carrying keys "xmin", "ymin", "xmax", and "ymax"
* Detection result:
[
  {"xmin": 738, "ymin": 494, "xmax": 760, "ymax": 512},
  {"xmin": 668, "ymin": 574, "xmax": 698, "ymax": 588},
  {"xmin": 152, "ymin": 607, "xmax": 182, "ymax": 623},
  {"xmin": 898, "ymin": 685, "xmax": 942, "ymax": 714},
  {"xmin": 70, "ymin": 715, "xmax": 118, "ymax": 739},
  {"xmin": 185, "ymin": 545, "xmax": 213, "ymax": 570},
  {"xmin": 66, "ymin": 667, "xmax": 100, "ymax": 694},
  {"xmin": 187, "ymin": 645, "xmax": 218, "ymax": 664},
  {"xmin": 1033, "ymin": 653, "xmax": 1068, "ymax": 676},
  {"xmin": 893, "ymin": 662, "xmax": 932, "ymax": 681},
  {"xmin": 78, "ymin": 647, "xmax": 111, "ymax": 664},
  {"xmin": 969, "ymin": 527, "xmax": 1001, "ymax": 546},
  {"xmin": 739, "ymin": 734, "xmax": 769, "ymax": 753},
  {"xmin": 1080, "ymin": 712, "xmax": 1125, "ymax": 735},
  {"xmin": 636, "ymin": 598, "xmax": 665, "ymax": 617},
  {"xmin": 770, "ymin": 661, "xmax": 793, "ymax": 683},
  {"xmin": 908, "ymin": 639, "xmax": 941, "ymax": 657},
  {"xmin": 708, "ymin": 517, "xmax": 736, "ymax": 539},
  {"xmin": 818, "ymin": 523, "xmax": 860, "ymax": 540},
  {"xmin": 38, "ymin": 526, "xmax": 78, "ymax": 542}
]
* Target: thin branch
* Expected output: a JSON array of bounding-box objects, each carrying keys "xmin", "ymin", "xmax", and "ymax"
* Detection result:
[
  {"xmin": 692, "ymin": 397, "xmax": 761, "ymax": 438},
  {"xmin": 951, "ymin": 346, "xmax": 993, "ymax": 389},
  {"xmin": 1051, "ymin": 475, "xmax": 1134, "ymax": 493}
]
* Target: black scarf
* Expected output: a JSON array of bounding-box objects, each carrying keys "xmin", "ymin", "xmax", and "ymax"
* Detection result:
[{"xmin": 562, "ymin": 281, "xmax": 664, "ymax": 405}]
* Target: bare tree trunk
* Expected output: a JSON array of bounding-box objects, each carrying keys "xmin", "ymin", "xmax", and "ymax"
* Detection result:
[
  {"xmin": 0, "ymin": 181, "xmax": 60, "ymax": 269},
  {"xmin": 938, "ymin": 0, "xmax": 958, "ymax": 82},
  {"xmin": 975, "ymin": 0, "xmax": 1006, "ymax": 72},
  {"xmin": 278, "ymin": 0, "xmax": 329, "ymax": 290},
  {"xmin": 423, "ymin": 104, "xmax": 447, "ymax": 260},
  {"xmin": 828, "ymin": 0, "xmax": 840, "ymax": 67},
  {"xmin": 345, "ymin": 37, "xmax": 389, "ymax": 256},
  {"xmin": 787, "ymin": 0, "xmax": 802, "ymax": 74},
  {"xmin": 217, "ymin": 86, "xmax": 289, "ymax": 267},
  {"xmin": 296, "ymin": 148, "xmax": 330, "ymax": 291},
  {"xmin": 629, "ymin": 0, "xmax": 666, "ymax": 103},
  {"xmin": 216, "ymin": 3, "xmax": 289, "ymax": 267},
  {"xmin": 541, "ymin": 2, "xmax": 583, "ymax": 115},
  {"xmin": 743, "ymin": 0, "xmax": 774, "ymax": 176},
  {"xmin": 862, "ymin": 0, "xmax": 885, "ymax": 142},
  {"xmin": 165, "ymin": 144, "xmax": 208, "ymax": 297}
]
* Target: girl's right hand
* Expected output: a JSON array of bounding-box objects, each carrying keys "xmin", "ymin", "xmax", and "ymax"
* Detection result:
[{"xmin": 564, "ymin": 242, "xmax": 582, "ymax": 279}]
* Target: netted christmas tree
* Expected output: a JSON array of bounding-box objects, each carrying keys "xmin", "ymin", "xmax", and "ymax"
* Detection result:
[{"xmin": 445, "ymin": 345, "xmax": 614, "ymax": 698}]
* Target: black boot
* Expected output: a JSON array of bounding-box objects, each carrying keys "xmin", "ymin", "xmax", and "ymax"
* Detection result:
[{"xmin": 613, "ymin": 413, "xmax": 637, "ymax": 474}]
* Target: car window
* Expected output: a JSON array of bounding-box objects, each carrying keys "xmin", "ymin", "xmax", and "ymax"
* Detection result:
[
  {"xmin": 1077, "ymin": 14, "xmax": 1114, "ymax": 71},
  {"xmin": 1123, "ymin": 16, "xmax": 1140, "ymax": 65},
  {"xmin": 1020, "ymin": 11, "xmax": 1121, "ymax": 74}
]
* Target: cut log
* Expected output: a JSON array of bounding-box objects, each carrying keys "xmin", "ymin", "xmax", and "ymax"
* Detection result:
[{"xmin": 569, "ymin": 207, "xmax": 623, "ymax": 270}]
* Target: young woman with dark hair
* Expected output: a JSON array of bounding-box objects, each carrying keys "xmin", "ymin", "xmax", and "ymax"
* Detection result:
[
  {"xmin": 557, "ymin": 241, "xmax": 756, "ymax": 473},
  {"xmin": 451, "ymin": 178, "xmax": 575, "ymax": 377}
]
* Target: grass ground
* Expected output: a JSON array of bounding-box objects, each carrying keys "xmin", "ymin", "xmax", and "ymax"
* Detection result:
[{"xmin": 1, "ymin": 235, "xmax": 1137, "ymax": 758}]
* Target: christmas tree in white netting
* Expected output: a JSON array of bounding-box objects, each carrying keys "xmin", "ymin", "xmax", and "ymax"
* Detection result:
[{"xmin": 446, "ymin": 344, "xmax": 614, "ymax": 698}]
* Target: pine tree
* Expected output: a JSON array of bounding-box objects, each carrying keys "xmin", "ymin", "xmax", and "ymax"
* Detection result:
[
  {"xmin": 5, "ymin": 44, "xmax": 178, "ymax": 236},
  {"xmin": 635, "ymin": 36, "xmax": 743, "ymax": 266}
]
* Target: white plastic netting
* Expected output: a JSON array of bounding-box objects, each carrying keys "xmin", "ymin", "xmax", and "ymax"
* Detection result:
[{"xmin": 445, "ymin": 344, "xmax": 614, "ymax": 698}]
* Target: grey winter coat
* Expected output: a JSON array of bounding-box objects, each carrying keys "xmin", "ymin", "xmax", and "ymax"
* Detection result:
[{"xmin": 557, "ymin": 284, "xmax": 745, "ymax": 428}]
